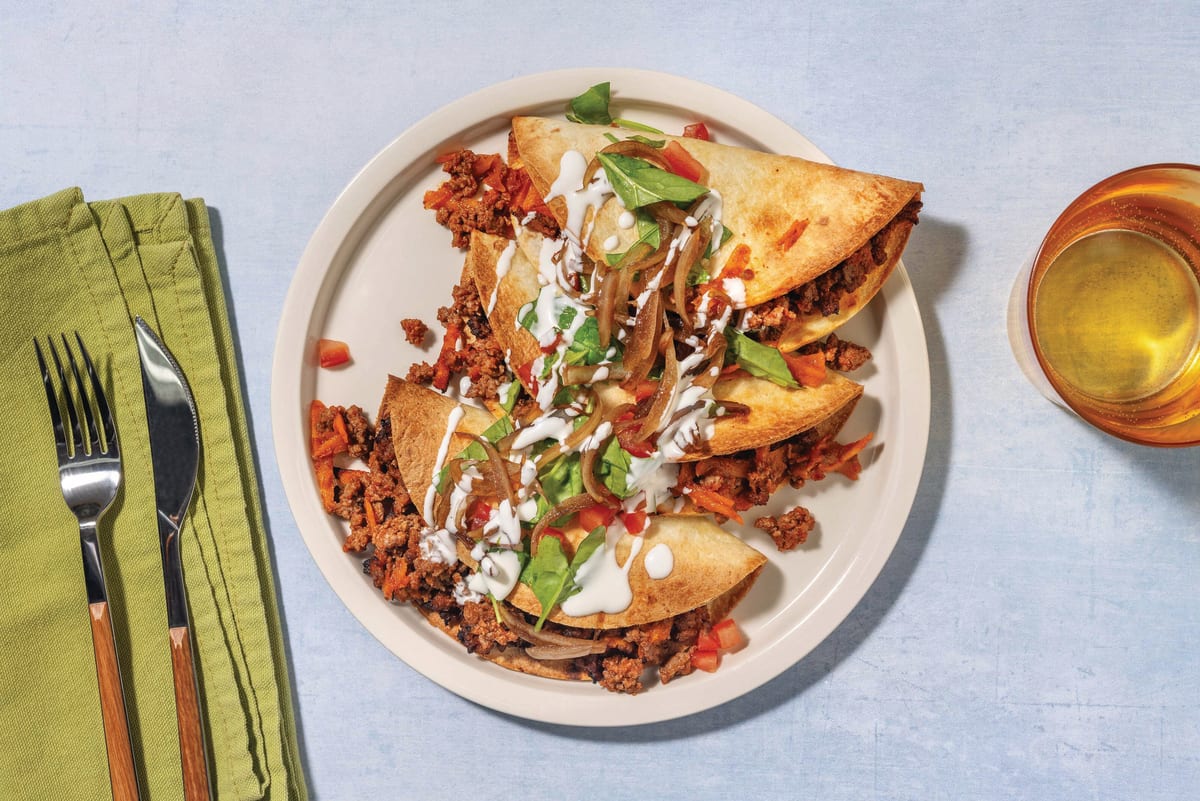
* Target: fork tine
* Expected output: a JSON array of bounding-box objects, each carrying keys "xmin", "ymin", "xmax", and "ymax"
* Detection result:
[
  {"xmin": 75, "ymin": 333, "xmax": 117, "ymax": 454},
  {"xmin": 61, "ymin": 333, "xmax": 100, "ymax": 457},
  {"xmin": 34, "ymin": 339, "xmax": 68, "ymax": 452},
  {"xmin": 46, "ymin": 336, "xmax": 84, "ymax": 457}
]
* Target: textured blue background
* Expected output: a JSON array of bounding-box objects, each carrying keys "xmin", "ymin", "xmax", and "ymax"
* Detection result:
[{"xmin": 3, "ymin": 2, "xmax": 1199, "ymax": 799}]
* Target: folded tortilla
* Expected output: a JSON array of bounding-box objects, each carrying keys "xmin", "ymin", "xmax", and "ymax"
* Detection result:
[
  {"xmin": 467, "ymin": 230, "xmax": 864, "ymax": 460},
  {"xmin": 380, "ymin": 376, "xmax": 767, "ymax": 631},
  {"xmin": 511, "ymin": 116, "xmax": 922, "ymax": 347}
]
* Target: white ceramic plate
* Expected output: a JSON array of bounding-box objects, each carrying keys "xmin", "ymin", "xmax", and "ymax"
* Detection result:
[{"xmin": 271, "ymin": 68, "xmax": 930, "ymax": 726}]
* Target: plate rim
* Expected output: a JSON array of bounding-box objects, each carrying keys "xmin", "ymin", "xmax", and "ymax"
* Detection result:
[{"xmin": 270, "ymin": 67, "xmax": 931, "ymax": 726}]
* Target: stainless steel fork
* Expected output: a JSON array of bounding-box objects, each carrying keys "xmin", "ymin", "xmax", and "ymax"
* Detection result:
[{"xmin": 36, "ymin": 334, "xmax": 141, "ymax": 801}]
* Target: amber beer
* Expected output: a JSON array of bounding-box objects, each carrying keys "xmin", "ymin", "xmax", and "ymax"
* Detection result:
[{"xmin": 1012, "ymin": 164, "xmax": 1200, "ymax": 446}]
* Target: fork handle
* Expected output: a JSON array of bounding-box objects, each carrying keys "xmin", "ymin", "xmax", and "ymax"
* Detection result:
[
  {"xmin": 89, "ymin": 601, "xmax": 141, "ymax": 801},
  {"xmin": 169, "ymin": 625, "xmax": 212, "ymax": 801}
]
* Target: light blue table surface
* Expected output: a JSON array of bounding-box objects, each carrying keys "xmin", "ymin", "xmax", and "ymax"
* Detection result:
[{"xmin": 4, "ymin": 2, "xmax": 1198, "ymax": 799}]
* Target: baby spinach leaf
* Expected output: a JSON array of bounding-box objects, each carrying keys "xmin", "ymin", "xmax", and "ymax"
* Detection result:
[
  {"xmin": 596, "ymin": 436, "xmax": 633, "ymax": 499},
  {"xmin": 625, "ymin": 134, "xmax": 666, "ymax": 148},
  {"xmin": 563, "ymin": 317, "xmax": 607, "ymax": 366},
  {"xmin": 566, "ymin": 82, "xmax": 612, "ymax": 125},
  {"xmin": 538, "ymin": 452, "xmax": 583, "ymax": 506},
  {"xmin": 521, "ymin": 536, "xmax": 573, "ymax": 629},
  {"xmin": 434, "ymin": 415, "xmax": 515, "ymax": 491},
  {"xmin": 569, "ymin": 526, "xmax": 606, "ymax": 576},
  {"xmin": 724, "ymin": 328, "xmax": 799, "ymax": 389},
  {"xmin": 597, "ymin": 152, "xmax": 709, "ymax": 210},
  {"xmin": 605, "ymin": 211, "xmax": 662, "ymax": 265},
  {"xmin": 614, "ymin": 118, "xmax": 664, "ymax": 134}
]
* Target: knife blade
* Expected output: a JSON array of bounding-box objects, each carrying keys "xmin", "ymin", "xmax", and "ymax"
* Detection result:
[{"xmin": 134, "ymin": 316, "xmax": 212, "ymax": 801}]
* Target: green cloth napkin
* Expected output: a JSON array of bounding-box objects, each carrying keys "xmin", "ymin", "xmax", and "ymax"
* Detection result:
[{"xmin": 0, "ymin": 189, "xmax": 307, "ymax": 801}]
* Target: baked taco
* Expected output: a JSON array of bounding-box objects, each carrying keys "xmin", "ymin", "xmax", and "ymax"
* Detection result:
[
  {"xmin": 380, "ymin": 376, "xmax": 767, "ymax": 687},
  {"xmin": 467, "ymin": 229, "xmax": 864, "ymax": 460},
  {"xmin": 510, "ymin": 115, "xmax": 922, "ymax": 350}
]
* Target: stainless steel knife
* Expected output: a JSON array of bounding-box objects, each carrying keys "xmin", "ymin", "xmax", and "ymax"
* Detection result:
[{"xmin": 134, "ymin": 316, "xmax": 213, "ymax": 801}]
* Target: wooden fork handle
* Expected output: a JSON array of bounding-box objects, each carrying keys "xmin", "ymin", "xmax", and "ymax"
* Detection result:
[
  {"xmin": 169, "ymin": 625, "xmax": 212, "ymax": 801},
  {"xmin": 88, "ymin": 601, "xmax": 140, "ymax": 801}
]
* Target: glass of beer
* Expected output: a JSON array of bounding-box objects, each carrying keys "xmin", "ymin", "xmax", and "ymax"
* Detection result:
[{"xmin": 1008, "ymin": 164, "xmax": 1200, "ymax": 446}]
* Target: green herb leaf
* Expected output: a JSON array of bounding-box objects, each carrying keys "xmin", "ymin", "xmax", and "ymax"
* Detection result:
[
  {"xmin": 625, "ymin": 134, "xmax": 666, "ymax": 148},
  {"xmin": 566, "ymin": 82, "xmax": 612, "ymax": 125},
  {"xmin": 724, "ymin": 329, "xmax": 799, "ymax": 389},
  {"xmin": 703, "ymin": 223, "xmax": 735, "ymax": 260},
  {"xmin": 518, "ymin": 301, "xmax": 537, "ymax": 332},
  {"xmin": 521, "ymin": 536, "xmax": 573, "ymax": 629},
  {"xmin": 434, "ymin": 415, "xmax": 516, "ymax": 491},
  {"xmin": 596, "ymin": 436, "xmax": 634, "ymax": 499},
  {"xmin": 614, "ymin": 118, "xmax": 665, "ymax": 134},
  {"xmin": 538, "ymin": 452, "xmax": 583, "ymax": 506},
  {"xmin": 499, "ymin": 381, "xmax": 521, "ymax": 413},
  {"xmin": 597, "ymin": 152, "xmax": 709, "ymax": 210},
  {"xmin": 569, "ymin": 527, "xmax": 606, "ymax": 576},
  {"xmin": 605, "ymin": 211, "xmax": 662, "ymax": 265},
  {"xmin": 563, "ymin": 316, "xmax": 609, "ymax": 367}
]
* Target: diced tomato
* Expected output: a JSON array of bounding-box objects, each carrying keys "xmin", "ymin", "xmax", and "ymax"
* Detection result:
[
  {"xmin": 630, "ymin": 380, "xmax": 658, "ymax": 402},
  {"xmin": 515, "ymin": 359, "xmax": 539, "ymax": 394},
  {"xmin": 682, "ymin": 122, "xmax": 711, "ymax": 141},
  {"xmin": 466, "ymin": 499, "xmax": 493, "ymax": 530},
  {"xmin": 624, "ymin": 439, "xmax": 655, "ymax": 458},
  {"xmin": 620, "ymin": 510, "xmax": 648, "ymax": 535},
  {"xmin": 691, "ymin": 650, "xmax": 721, "ymax": 673},
  {"xmin": 661, "ymin": 141, "xmax": 705, "ymax": 184},
  {"xmin": 577, "ymin": 504, "xmax": 617, "ymax": 532},
  {"xmin": 712, "ymin": 618, "xmax": 745, "ymax": 651},
  {"xmin": 781, "ymin": 350, "xmax": 827, "ymax": 388},
  {"xmin": 317, "ymin": 338, "xmax": 351, "ymax": 368},
  {"xmin": 696, "ymin": 630, "xmax": 721, "ymax": 652}
]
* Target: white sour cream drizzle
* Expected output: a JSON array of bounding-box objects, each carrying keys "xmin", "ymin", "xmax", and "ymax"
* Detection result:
[
  {"xmin": 644, "ymin": 543, "xmax": 674, "ymax": 580},
  {"xmin": 560, "ymin": 526, "xmax": 644, "ymax": 617},
  {"xmin": 487, "ymin": 239, "xmax": 518, "ymax": 314},
  {"xmin": 423, "ymin": 405, "xmax": 465, "ymax": 524},
  {"xmin": 438, "ymin": 148, "xmax": 737, "ymax": 618}
]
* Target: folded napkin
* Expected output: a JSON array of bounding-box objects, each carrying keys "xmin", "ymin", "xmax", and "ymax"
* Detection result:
[{"xmin": 0, "ymin": 189, "xmax": 307, "ymax": 800}]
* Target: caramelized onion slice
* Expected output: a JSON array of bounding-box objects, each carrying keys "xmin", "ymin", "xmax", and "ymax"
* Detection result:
[
  {"xmin": 529, "ymin": 493, "xmax": 595, "ymax": 545},
  {"xmin": 467, "ymin": 434, "xmax": 517, "ymax": 508},
  {"xmin": 497, "ymin": 606, "xmax": 609, "ymax": 657}
]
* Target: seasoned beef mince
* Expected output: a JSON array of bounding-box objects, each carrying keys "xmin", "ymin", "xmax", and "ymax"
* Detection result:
[
  {"xmin": 328, "ymin": 405, "xmax": 707, "ymax": 694},
  {"xmin": 743, "ymin": 196, "xmax": 923, "ymax": 341}
]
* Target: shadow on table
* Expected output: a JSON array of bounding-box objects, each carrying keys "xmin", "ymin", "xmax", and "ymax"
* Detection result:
[{"xmin": 503, "ymin": 217, "xmax": 970, "ymax": 741}]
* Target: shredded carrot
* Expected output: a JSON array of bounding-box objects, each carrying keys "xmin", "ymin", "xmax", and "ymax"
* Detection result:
[
  {"xmin": 781, "ymin": 350, "xmax": 827, "ymax": 387},
  {"xmin": 422, "ymin": 185, "xmax": 457, "ymax": 211},
  {"xmin": 432, "ymin": 323, "xmax": 461, "ymax": 391},
  {"xmin": 309, "ymin": 400, "xmax": 326, "ymax": 453},
  {"xmin": 332, "ymin": 410, "xmax": 349, "ymax": 445},
  {"xmin": 775, "ymin": 219, "xmax": 809, "ymax": 252},
  {"xmin": 314, "ymin": 456, "xmax": 336, "ymax": 512},
  {"xmin": 381, "ymin": 560, "xmax": 409, "ymax": 600},
  {"xmin": 686, "ymin": 486, "xmax": 745, "ymax": 524},
  {"xmin": 831, "ymin": 433, "xmax": 874, "ymax": 478},
  {"xmin": 364, "ymin": 497, "xmax": 379, "ymax": 532}
]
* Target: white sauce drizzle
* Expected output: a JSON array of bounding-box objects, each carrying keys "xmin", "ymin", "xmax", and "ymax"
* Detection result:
[
  {"xmin": 423, "ymin": 405, "xmax": 464, "ymax": 524},
  {"xmin": 560, "ymin": 530, "xmax": 645, "ymax": 617},
  {"xmin": 644, "ymin": 543, "xmax": 674, "ymax": 580}
]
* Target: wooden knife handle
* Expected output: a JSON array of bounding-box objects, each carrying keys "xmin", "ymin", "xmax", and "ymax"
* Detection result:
[
  {"xmin": 169, "ymin": 625, "xmax": 212, "ymax": 801},
  {"xmin": 88, "ymin": 601, "xmax": 140, "ymax": 801}
]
